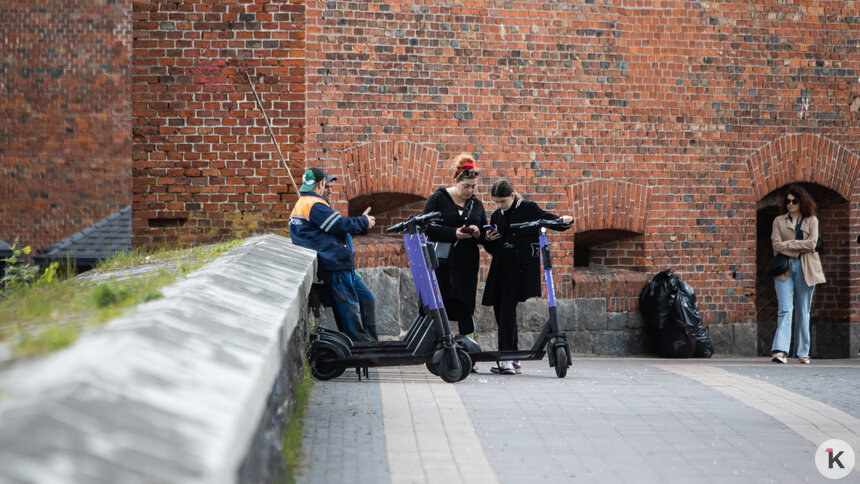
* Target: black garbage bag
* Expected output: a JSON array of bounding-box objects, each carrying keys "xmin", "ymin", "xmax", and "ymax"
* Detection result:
[
  {"xmin": 638, "ymin": 269, "xmax": 676, "ymax": 354},
  {"xmin": 639, "ymin": 269, "xmax": 713, "ymax": 358},
  {"xmin": 660, "ymin": 288, "xmax": 696, "ymax": 358},
  {"xmin": 675, "ymin": 279, "xmax": 713, "ymax": 358}
]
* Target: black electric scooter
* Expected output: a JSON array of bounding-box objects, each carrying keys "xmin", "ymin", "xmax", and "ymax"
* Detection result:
[
  {"xmin": 307, "ymin": 212, "xmax": 472, "ymax": 383},
  {"xmin": 464, "ymin": 218, "xmax": 574, "ymax": 378}
]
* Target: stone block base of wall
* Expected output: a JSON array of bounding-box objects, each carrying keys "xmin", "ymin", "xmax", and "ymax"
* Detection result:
[
  {"xmin": 758, "ymin": 318, "xmax": 856, "ymax": 358},
  {"xmin": 312, "ymin": 267, "xmax": 764, "ymax": 357}
]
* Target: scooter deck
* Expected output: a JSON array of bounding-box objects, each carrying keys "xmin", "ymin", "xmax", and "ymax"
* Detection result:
[
  {"xmin": 317, "ymin": 352, "xmax": 436, "ymax": 369},
  {"xmin": 467, "ymin": 350, "xmax": 546, "ymax": 362}
]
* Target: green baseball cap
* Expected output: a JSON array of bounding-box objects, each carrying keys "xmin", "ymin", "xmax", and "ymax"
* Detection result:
[{"xmin": 300, "ymin": 168, "xmax": 337, "ymax": 192}]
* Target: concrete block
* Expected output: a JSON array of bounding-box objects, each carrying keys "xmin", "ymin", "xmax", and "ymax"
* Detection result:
[
  {"xmin": 571, "ymin": 330, "xmax": 594, "ymax": 354},
  {"xmin": 575, "ymin": 298, "xmax": 606, "ymax": 331},
  {"xmin": 593, "ymin": 330, "xmax": 645, "ymax": 355},
  {"xmin": 627, "ymin": 311, "xmax": 645, "ymax": 330},
  {"xmin": 357, "ymin": 267, "xmax": 402, "ymax": 337},
  {"xmin": 398, "ymin": 268, "xmax": 419, "ymax": 334},
  {"xmin": 851, "ymin": 323, "xmax": 860, "ymax": 359},
  {"xmin": 518, "ymin": 299, "xmax": 548, "ymax": 332},
  {"xmin": 732, "ymin": 322, "xmax": 758, "ymax": 356},
  {"xmin": 607, "ymin": 312, "xmax": 627, "ymax": 331},
  {"xmin": 557, "ymin": 299, "xmax": 577, "ymax": 331},
  {"xmin": 708, "ymin": 323, "xmax": 734, "ymax": 355}
]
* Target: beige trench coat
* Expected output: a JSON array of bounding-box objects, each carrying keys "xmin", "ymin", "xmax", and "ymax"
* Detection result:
[{"xmin": 771, "ymin": 214, "xmax": 826, "ymax": 286}]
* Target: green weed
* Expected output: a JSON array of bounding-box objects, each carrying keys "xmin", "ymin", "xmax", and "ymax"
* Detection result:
[
  {"xmin": 14, "ymin": 325, "xmax": 80, "ymax": 357},
  {"xmin": 282, "ymin": 361, "xmax": 315, "ymax": 483},
  {"xmin": 0, "ymin": 239, "xmax": 242, "ymax": 358}
]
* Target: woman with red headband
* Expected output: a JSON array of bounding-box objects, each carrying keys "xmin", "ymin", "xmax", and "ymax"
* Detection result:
[{"xmin": 423, "ymin": 153, "xmax": 488, "ymax": 357}]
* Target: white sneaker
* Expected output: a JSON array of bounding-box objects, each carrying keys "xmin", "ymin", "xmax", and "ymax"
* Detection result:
[{"xmin": 499, "ymin": 361, "xmax": 516, "ymax": 375}]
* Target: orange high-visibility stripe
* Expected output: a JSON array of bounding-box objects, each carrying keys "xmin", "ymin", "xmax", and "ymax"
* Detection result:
[{"xmin": 291, "ymin": 196, "xmax": 329, "ymax": 220}]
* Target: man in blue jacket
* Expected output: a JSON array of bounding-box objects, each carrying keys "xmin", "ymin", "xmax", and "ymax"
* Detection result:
[{"xmin": 289, "ymin": 168, "xmax": 378, "ymax": 342}]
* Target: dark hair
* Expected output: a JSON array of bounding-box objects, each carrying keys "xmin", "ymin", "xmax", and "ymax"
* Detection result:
[
  {"xmin": 781, "ymin": 184, "xmax": 816, "ymax": 218},
  {"xmin": 491, "ymin": 179, "xmax": 513, "ymax": 197}
]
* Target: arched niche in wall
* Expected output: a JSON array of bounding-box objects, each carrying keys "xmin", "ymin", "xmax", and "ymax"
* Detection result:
[
  {"xmin": 745, "ymin": 134, "xmax": 860, "ymax": 202},
  {"xmin": 567, "ymin": 180, "xmax": 652, "ymax": 267},
  {"xmin": 337, "ymin": 140, "xmax": 441, "ymax": 230},
  {"xmin": 746, "ymin": 134, "xmax": 859, "ymax": 358}
]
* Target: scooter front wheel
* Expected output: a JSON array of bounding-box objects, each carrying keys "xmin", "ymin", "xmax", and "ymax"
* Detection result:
[
  {"xmin": 425, "ymin": 361, "xmax": 439, "ymax": 376},
  {"xmin": 455, "ymin": 348, "xmax": 472, "ymax": 382},
  {"xmin": 309, "ymin": 346, "xmax": 346, "ymax": 381},
  {"xmin": 554, "ymin": 346, "xmax": 569, "ymax": 378},
  {"xmin": 437, "ymin": 347, "xmax": 471, "ymax": 383}
]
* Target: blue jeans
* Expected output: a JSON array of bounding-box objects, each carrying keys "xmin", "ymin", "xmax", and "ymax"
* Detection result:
[
  {"xmin": 772, "ymin": 259, "xmax": 815, "ymax": 357},
  {"xmin": 321, "ymin": 270, "xmax": 378, "ymax": 342}
]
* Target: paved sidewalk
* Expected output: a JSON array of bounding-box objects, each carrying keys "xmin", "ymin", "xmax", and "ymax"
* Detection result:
[{"xmin": 297, "ymin": 357, "xmax": 860, "ymax": 483}]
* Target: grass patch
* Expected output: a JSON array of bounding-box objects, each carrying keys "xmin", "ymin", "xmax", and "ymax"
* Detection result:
[
  {"xmin": 0, "ymin": 239, "xmax": 240, "ymax": 358},
  {"xmin": 282, "ymin": 362, "xmax": 315, "ymax": 483},
  {"xmin": 95, "ymin": 240, "xmax": 237, "ymax": 272},
  {"xmin": 14, "ymin": 325, "xmax": 80, "ymax": 356}
]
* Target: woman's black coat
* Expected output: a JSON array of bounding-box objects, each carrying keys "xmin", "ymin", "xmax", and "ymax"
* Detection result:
[
  {"xmin": 481, "ymin": 198, "xmax": 558, "ymax": 306},
  {"xmin": 423, "ymin": 187, "xmax": 487, "ymax": 314}
]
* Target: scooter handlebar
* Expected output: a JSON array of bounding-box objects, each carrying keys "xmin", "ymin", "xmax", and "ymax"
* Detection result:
[
  {"xmin": 509, "ymin": 218, "xmax": 572, "ymax": 232},
  {"xmin": 386, "ymin": 211, "xmax": 443, "ymax": 233}
]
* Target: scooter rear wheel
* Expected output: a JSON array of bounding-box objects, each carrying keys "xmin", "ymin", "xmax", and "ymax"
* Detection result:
[
  {"xmin": 554, "ymin": 346, "xmax": 568, "ymax": 378},
  {"xmin": 309, "ymin": 346, "xmax": 345, "ymax": 381}
]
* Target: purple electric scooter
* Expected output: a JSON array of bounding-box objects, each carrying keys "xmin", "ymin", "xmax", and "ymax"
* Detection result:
[
  {"xmin": 465, "ymin": 218, "xmax": 573, "ymax": 378},
  {"xmin": 308, "ymin": 211, "xmax": 472, "ymax": 383}
]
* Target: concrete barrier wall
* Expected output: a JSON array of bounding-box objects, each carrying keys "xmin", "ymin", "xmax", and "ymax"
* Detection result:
[{"xmin": 0, "ymin": 234, "xmax": 317, "ymax": 483}]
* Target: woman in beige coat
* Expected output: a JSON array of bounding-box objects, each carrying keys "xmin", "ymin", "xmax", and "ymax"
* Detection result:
[{"xmin": 770, "ymin": 185, "xmax": 825, "ymax": 364}]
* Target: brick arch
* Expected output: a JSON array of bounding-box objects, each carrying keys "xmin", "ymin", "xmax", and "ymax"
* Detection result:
[
  {"xmin": 745, "ymin": 134, "xmax": 860, "ymax": 201},
  {"xmin": 338, "ymin": 141, "xmax": 441, "ymax": 204},
  {"xmin": 567, "ymin": 179, "xmax": 652, "ymax": 234}
]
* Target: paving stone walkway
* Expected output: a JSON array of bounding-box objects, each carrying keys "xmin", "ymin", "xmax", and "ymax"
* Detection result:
[{"xmin": 297, "ymin": 357, "xmax": 860, "ymax": 483}]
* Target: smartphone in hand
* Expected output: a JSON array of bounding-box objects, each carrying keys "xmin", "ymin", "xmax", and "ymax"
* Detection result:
[
  {"xmin": 482, "ymin": 224, "xmax": 497, "ymax": 233},
  {"xmin": 461, "ymin": 225, "xmax": 477, "ymax": 234}
]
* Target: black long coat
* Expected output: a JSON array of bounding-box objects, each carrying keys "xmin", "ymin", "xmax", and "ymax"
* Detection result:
[
  {"xmin": 481, "ymin": 198, "xmax": 559, "ymax": 306},
  {"xmin": 423, "ymin": 187, "xmax": 487, "ymax": 314}
]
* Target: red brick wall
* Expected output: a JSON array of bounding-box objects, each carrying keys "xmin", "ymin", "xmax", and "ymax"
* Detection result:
[
  {"xmin": 131, "ymin": 0, "xmax": 305, "ymax": 246},
  {"xmin": 815, "ymin": 201, "xmax": 850, "ymax": 323},
  {"xmin": 127, "ymin": 1, "xmax": 860, "ymax": 337},
  {"xmin": 303, "ymin": 1, "xmax": 860, "ymax": 329},
  {"xmin": 0, "ymin": 0, "xmax": 132, "ymax": 251}
]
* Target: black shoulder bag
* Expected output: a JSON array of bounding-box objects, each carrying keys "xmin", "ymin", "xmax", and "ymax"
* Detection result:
[
  {"xmin": 766, "ymin": 253, "xmax": 789, "ymax": 278},
  {"xmin": 431, "ymin": 197, "xmax": 474, "ymax": 264}
]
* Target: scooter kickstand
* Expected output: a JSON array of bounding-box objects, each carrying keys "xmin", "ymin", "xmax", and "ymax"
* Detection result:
[{"xmin": 355, "ymin": 366, "xmax": 370, "ymax": 381}]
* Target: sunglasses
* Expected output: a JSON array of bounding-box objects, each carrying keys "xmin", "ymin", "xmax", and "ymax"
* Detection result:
[
  {"xmin": 460, "ymin": 169, "xmax": 480, "ymax": 178},
  {"xmin": 785, "ymin": 198, "xmax": 799, "ymax": 205}
]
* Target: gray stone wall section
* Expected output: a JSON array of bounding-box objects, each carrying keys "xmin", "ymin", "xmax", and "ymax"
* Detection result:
[
  {"xmin": 348, "ymin": 267, "xmax": 765, "ymax": 356},
  {"xmin": 0, "ymin": 234, "xmax": 317, "ymax": 484}
]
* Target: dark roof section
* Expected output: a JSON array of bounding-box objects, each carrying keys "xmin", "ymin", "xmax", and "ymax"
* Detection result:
[
  {"xmin": 36, "ymin": 205, "xmax": 132, "ymax": 266},
  {"xmin": 0, "ymin": 239, "xmax": 11, "ymax": 259}
]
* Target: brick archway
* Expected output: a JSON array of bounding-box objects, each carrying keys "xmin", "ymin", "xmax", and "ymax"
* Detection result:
[
  {"xmin": 567, "ymin": 179, "xmax": 652, "ymax": 234},
  {"xmin": 338, "ymin": 141, "xmax": 441, "ymax": 206},
  {"xmin": 747, "ymin": 135, "xmax": 860, "ymax": 358},
  {"xmin": 745, "ymin": 134, "xmax": 860, "ymax": 201}
]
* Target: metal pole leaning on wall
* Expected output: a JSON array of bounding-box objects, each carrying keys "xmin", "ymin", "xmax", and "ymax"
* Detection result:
[{"xmin": 243, "ymin": 70, "xmax": 301, "ymax": 198}]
